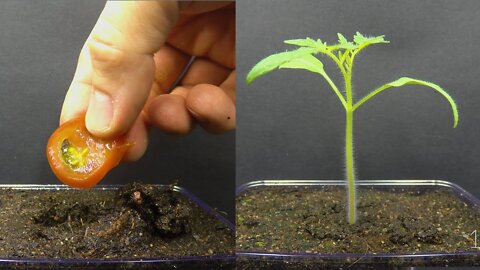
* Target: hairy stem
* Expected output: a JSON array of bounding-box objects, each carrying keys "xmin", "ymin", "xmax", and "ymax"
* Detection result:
[
  {"xmin": 345, "ymin": 108, "xmax": 356, "ymax": 224},
  {"xmin": 344, "ymin": 65, "xmax": 356, "ymax": 225}
]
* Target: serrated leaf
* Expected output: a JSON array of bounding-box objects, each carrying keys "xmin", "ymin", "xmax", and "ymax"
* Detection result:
[
  {"xmin": 279, "ymin": 54, "xmax": 325, "ymax": 75},
  {"xmin": 353, "ymin": 32, "xmax": 389, "ymax": 47},
  {"xmin": 246, "ymin": 47, "xmax": 315, "ymax": 85},
  {"xmin": 284, "ymin": 37, "xmax": 317, "ymax": 47},
  {"xmin": 284, "ymin": 38, "xmax": 327, "ymax": 51},
  {"xmin": 337, "ymin": 33, "xmax": 348, "ymax": 44},
  {"xmin": 354, "ymin": 77, "xmax": 458, "ymax": 128},
  {"xmin": 336, "ymin": 33, "xmax": 357, "ymax": 49},
  {"xmin": 353, "ymin": 32, "xmax": 367, "ymax": 44}
]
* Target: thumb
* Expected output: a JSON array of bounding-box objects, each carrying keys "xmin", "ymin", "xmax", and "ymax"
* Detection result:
[{"xmin": 63, "ymin": 1, "xmax": 179, "ymax": 138}]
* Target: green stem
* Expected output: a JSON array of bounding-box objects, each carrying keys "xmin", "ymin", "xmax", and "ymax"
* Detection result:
[
  {"xmin": 344, "ymin": 66, "xmax": 356, "ymax": 225},
  {"xmin": 345, "ymin": 108, "xmax": 356, "ymax": 224},
  {"xmin": 322, "ymin": 72, "xmax": 347, "ymax": 109}
]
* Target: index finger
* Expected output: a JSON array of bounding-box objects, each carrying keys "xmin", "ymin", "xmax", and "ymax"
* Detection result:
[{"xmin": 168, "ymin": 3, "xmax": 235, "ymax": 69}]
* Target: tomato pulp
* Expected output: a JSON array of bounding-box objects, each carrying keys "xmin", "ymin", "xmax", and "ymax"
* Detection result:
[{"xmin": 46, "ymin": 117, "xmax": 128, "ymax": 188}]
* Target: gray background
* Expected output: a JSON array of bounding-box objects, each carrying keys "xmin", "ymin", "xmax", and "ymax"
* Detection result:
[
  {"xmin": 0, "ymin": 1, "xmax": 234, "ymax": 220},
  {"xmin": 237, "ymin": 0, "xmax": 480, "ymax": 200}
]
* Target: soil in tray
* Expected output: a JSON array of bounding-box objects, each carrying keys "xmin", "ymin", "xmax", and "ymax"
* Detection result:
[
  {"xmin": 236, "ymin": 185, "xmax": 480, "ymax": 254},
  {"xmin": 0, "ymin": 182, "xmax": 234, "ymax": 259}
]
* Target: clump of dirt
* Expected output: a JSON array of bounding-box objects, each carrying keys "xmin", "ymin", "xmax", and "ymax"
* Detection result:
[
  {"xmin": 237, "ymin": 186, "xmax": 480, "ymax": 254},
  {"xmin": 0, "ymin": 182, "xmax": 234, "ymax": 259},
  {"xmin": 116, "ymin": 182, "xmax": 190, "ymax": 236}
]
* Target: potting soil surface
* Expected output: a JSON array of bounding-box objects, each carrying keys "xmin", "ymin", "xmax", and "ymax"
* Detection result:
[
  {"xmin": 0, "ymin": 183, "xmax": 234, "ymax": 259},
  {"xmin": 237, "ymin": 186, "xmax": 480, "ymax": 254}
]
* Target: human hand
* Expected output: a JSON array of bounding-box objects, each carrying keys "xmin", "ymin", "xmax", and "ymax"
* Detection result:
[{"xmin": 60, "ymin": 1, "xmax": 235, "ymax": 161}]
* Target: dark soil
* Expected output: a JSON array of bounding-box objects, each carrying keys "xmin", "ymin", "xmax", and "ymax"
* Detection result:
[
  {"xmin": 236, "ymin": 185, "xmax": 480, "ymax": 268},
  {"xmin": 0, "ymin": 183, "xmax": 234, "ymax": 260}
]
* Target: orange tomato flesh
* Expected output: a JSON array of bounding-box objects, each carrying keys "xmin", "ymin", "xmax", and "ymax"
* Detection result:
[{"xmin": 46, "ymin": 117, "xmax": 129, "ymax": 188}]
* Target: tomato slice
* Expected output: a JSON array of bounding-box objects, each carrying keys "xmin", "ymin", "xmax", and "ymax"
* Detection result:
[{"xmin": 46, "ymin": 117, "xmax": 129, "ymax": 188}]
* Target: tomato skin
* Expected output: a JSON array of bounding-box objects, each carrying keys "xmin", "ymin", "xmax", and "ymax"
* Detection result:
[{"xmin": 46, "ymin": 117, "xmax": 128, "ymax": 188}]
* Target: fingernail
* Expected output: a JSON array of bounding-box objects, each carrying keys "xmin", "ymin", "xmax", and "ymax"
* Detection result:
[{"xmin": 86, "ymin": 90, "xmax": 113, "ymax": 133}]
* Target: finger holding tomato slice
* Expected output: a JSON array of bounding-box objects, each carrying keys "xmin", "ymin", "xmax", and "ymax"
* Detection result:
[{"xmin": 46, "ymin": 116, "xmax": 130, "ymax": 188}]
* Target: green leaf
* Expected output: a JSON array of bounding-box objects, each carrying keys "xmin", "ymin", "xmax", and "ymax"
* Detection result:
[
  {"xmin": 353, "ymin": 32, "xmax": 389, "ymax": 47},
  {"xmin": 337, "ymin": 33, "xmax": 348, "ymax": 44},
  {"xmin": 353, "ymin": 32, "xmax": 367, "ymax": 45},
  {"xmin": 284, "ymin": 38, "xmax": 328, "ymax": 51},
  {"xmin": 279, "ymin": 54, "xmax": 325, "ymax": 75},
  {"xmin": 246, "ymin": 48, "xmax": 347, "ymax": 108},
  {"xmin": 353, "ymin": 77, "xmax": 458, "ymax": 128},
  {"xmin": 246, "ymin": 47, "xmax": 315, "ymax": 85},
  {"xmin": 279, "ymin": 54, "xmax": 347, "ymax": 109},
  {"xmin": 337, "ymin": 33, "xmax": 357, "ymax": 49},
  {"xmin": 284, "ymin": 37, "xmax": 317, "ymax": 47}
]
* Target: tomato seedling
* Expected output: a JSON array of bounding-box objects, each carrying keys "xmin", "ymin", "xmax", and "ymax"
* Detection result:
[
  {"xmin": 246, "ymin": 32, "xmax": 458, "ymax": 224},
  {"xmin": 46, "ymin": 116, "xmax": 129, "ymax": 188}
]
